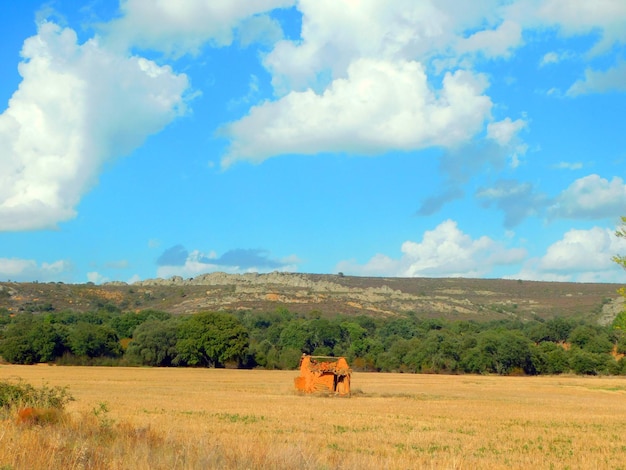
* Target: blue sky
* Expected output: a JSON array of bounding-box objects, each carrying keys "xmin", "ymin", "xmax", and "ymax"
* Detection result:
[{"xmin": 1, "ymin": 0, "xmax": 625, "ymax": 284}]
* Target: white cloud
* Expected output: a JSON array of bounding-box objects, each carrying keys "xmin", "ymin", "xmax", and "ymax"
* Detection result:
[
  {"xmin": 529, "ymin": 0, "xmax": 626, "ymax": 56},
  {"xmin": 548, "ymin": 175, "xmax": 626, "ymax": 220},
  {"xmin": 539, "ymin": 50, "xmax": 575, "ymax": 67},
  {"xmin": 336, "ymin": 220, "xmax": 526, "ymax": 278},
  {"xmin": 264, "ymin": 0, "xmax": 510, "ymax": 92},
  {"xmin": 221, "ymin": 59, "xmax": 492, "ymax": 166},
  {"xmin": 0, "ymin": 258, "xmax": 72, "ymax": 282},
  {"xmin": 540, "ymin": 51, "xmax": 560, "ymax": 66},
  {"xmin": 87, "ymin": 271, "xmax": 109, "ymax": 284},
  {"xmin": 540, "ymin": 227, "xmax": 620, "ymax": 271},
  {"xmin": 0, "ymin": 22, "xmax": 189, "ymax": 231},
  {"xmin": 103, "ymin": 0, "xmax": 294, "ymax": 56},
  {"xmin": 513, "ymin": 225, "xmax": 626, "ymax": 283},
  {"xmin": 456, "ymin": 20, "xmax": 523, "ymax": 58},
  {"xmin": 567, "ymin": 60, "xmax": 626, "ymax": 96},
  {"xmin": 263, "ymin": 0, "xmax": 626, "ymax": 93},
  {"xmin": 238, "ymin": 14, "xmax": 285, "ymax": 48},
  {"xmin": 156, "ymin": 251, "xmax": 298, "ymax": 279},
  {"xmin": 218, "ymin": 0, "xmax": 626, "ymax": 166},
  {"xmin": 553, "ymin": 161, "xmax": 583, "ymax": 170},
  {"xmin": 487, "ymin": 117, "xmax": 527, "ymax": 146}
]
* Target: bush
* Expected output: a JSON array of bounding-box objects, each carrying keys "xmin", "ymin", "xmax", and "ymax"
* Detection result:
[{"xmin": 0, "ymin": 379, "xmax": 74, "ymax": 411}]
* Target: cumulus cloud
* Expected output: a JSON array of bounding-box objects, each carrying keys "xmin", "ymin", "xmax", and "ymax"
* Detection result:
[
  {"xmin": 513, "ymin": 225, "xmax": 626, "ymax": 282},
  {"xmin": 220, "ymin": 59, "xmax": 492, "ymax": 166},
  {"xmin": 567, "ymin": 60, "xmax": 626, "ymax": 96},
  {"xmin": 548, "ymin": 174, "xmax": 626, "ymax": 220},
  {"xmin": 156, "ymin": 246, "xmax": 299, "ymax": 278},
  {"xmin": 163, "ymin": 0, "xmax": 623, "ymax": 171},
  {"xmin": 264, "ymin": 0, "xmax": 524, "ymax": 92},
  {"xmin": 262, "ymin": 0, "xmax": 625, "ymax": 91},
  {"xmin": 0, "ymin": 257, "xmax": 72, "ymax": 282},
  {"xmin": 102, "ymin": 0, "xmax": 294, "ymax": 56},
  {"xmin": 266, "ymin": 0, "xmax": 442, "ymax": 92},
  {"xmin": 336, "ymin": 220, "xmax": 526, "ymax": 278},
  {"xmin": 487, "ymin": 117, "xmax": 527, "ymax": 146},
  {"xmin": 0, "ymin": 22, "xmax": 189, "ymax": 231},
  {"xmin": 476, "ymin": 179, "xmax": 548, "ymax": 228}
]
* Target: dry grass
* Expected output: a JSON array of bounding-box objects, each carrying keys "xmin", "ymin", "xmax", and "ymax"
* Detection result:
[{"xmin": 2, "ymin": 365, "xmax": 626, "ymax": 469}]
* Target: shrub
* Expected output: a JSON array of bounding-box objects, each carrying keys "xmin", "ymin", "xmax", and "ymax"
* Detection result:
[{"xmin": 0, "ymin": 379, "xmax": 74, "ymax": 411}]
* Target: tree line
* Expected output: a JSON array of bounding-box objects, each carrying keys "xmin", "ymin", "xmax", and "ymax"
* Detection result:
[{"xmin": 2, "ymin": 304, "xmax": 626, "ymax": 376}]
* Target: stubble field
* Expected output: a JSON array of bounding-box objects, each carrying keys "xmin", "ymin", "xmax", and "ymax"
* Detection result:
[{"xmin": 1, "ymin": 365, "xmax": 626, "ymax": 469}]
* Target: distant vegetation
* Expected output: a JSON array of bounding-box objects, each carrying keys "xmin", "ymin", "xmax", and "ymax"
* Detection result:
[{"xmin": 2, "ymin": 305, "xmax": 626, "ymax": 376}]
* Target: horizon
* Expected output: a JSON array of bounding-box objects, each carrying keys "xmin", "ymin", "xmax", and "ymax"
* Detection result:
[{"xmin": 1, "ymin": 1, "xmax": 625, "ymax": 285}]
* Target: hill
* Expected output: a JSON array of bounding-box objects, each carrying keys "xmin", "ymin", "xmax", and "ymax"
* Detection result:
[{"xmin": 1, "ymin": 272, "xmax": 623, "ymax": 324}]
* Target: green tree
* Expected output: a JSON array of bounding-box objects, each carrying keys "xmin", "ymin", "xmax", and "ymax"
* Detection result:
[
  {"xmin": 536, "ymin": 342, "xmax": 569, "ymax": 374},
  {"xmin": 405, "ymin": 330, "xmax": 461, "ymax": 373},
  {"xmin": 545, "ymin": 317, "xmax": 576, "ymax": 343},
  {"xmin": 278, "ymin": 321, "xmax": 309, "ymax": 353},
  {"xmin": 306, "ymin": 318, "xmax": 342, "ymax": 355},
  {"xmin": 68, "ymin": 322, "xmax": 122, "ymax": 358},
  {"xmin": 569, "ymin": 349, "xmax": 610, "ymax": 375},
  {"xmin": 126, "ymin": 318, "xmax": 179, "ymax": 366},
  {"xmin": 341, "ymin": 321, "xmax": 367, "ymax": 346},
  {"xmin": 568, "ymin": 326, "xmax": 613, "ymax": 354},
  {"xmin": 277, "ymin": 347, "xmax": 302, "ymax": 370},
  {"xmin": 109, "ymin": 310, "xmax": 170, "ymax": 339},
  {"xmin": 175, "ymin": 312, "xmax": 249, "ymax": 367},
  {"xmin": 526, "ymin": 322, "xmax": 551, "ymax": 343},
  {"xmin": 0, "ymin": 314, "xmax": 67, "ymax": 364},
  {"xmin": 461, "ymin": 330, "xmax": 535, "ymax": 375}
]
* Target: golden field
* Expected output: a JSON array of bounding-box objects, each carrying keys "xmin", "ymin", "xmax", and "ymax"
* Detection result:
[{"xmin": 2, "ymin": 365, "xmax": 626, "ymax": 469}]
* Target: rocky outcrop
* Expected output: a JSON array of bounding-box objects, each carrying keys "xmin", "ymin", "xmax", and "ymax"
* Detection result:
[
  {"xmin": 0, "ymin": 285, "xmax": 17, "ymax": 297},
  {"xmin": 134, "ymin": 272, "xmax": 350, "ymax": 291},
  {"xmin": 598, "ymin": 296, "xmax": 626, "ymax": 326}
]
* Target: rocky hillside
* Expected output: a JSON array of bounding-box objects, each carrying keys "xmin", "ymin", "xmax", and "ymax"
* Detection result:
[{"xmin": 1, "ymin": 272, "xmax": 623, "ymax": 324}]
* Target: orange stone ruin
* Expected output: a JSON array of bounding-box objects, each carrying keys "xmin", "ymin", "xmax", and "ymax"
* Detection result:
[{"xmin": 294, "ymin": 354, "xmax": 352, "ymax": 396}]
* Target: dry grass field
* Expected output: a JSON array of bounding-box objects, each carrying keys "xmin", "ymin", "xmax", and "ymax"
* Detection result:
[{"xmin": 2, "ymin": 365, "xmax": 626, "ymax": 469}]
